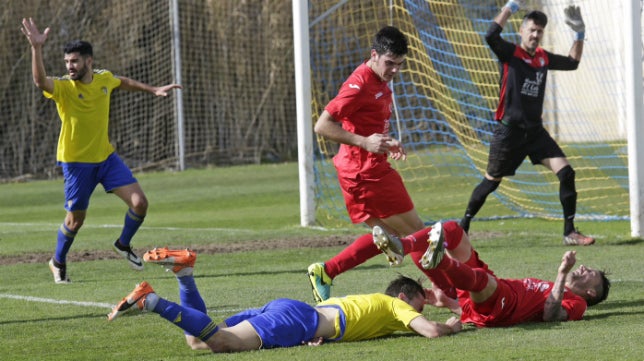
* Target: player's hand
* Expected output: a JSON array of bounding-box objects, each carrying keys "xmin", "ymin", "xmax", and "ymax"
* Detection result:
[
  {"xmin": 303, "ymin": 337, "xmax": 324, "ymax": 346},
  {"xmin": 445, "ymin": 316, "xmax": 462, "ymax": 333},
  {"xmin": 386, "ymin": 138, "xmax": 407, "ymax": 161},
  {"xmin": 504, "ymin": 0, "xmax": 526, "ymax": 13},
  {"xmin": 559, "ymin": 250, "xmax": 577, "ymax": 274},
  {"xmin": 363, "ymin": 133, "xmax": 391, "ymax": 154},
  {"xmin": 425, "ymin": 287, "xmax": 462, "ymax": 315},
  {"xmin": 564, "ymin": 5, "xmax": 585, "ymax": 33},
  {"xmin": 21, "ymin": 18, "xmax": 50, "ymax": 47},
  {"xmin": 154, "ymin": 83, "xmax": 183, "ymax": 97}
]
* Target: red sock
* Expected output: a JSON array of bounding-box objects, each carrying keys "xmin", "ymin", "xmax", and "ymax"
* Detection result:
[
  {"xmin": 324, "ymin": 233, "xmax": 379, "ymax": 279},
  {"xmin": 406, "ymin": 250, "xmax": 455, "ymax": 298},
  {"xmin": 400, "ymin": 228, "xmax": 430, "ymax": 253},
  {"xmin": 442, "ymin": 221, "xmax": 463, "ymax": 250},
  {"xmin": 399, "ymin": 221, "xmax": 463, "ymax": 253},
  {"xmin": 438, "ymin": 256, "xmax": 489, "ymax": 292}
]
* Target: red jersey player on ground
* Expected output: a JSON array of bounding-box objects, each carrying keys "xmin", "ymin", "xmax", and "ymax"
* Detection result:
[{"xmin": 376, "ymin": 220, "xmax": 611, "ymax": 326}]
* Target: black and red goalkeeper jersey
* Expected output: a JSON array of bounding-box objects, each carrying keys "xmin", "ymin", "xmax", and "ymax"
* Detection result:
[{"xmin": 485, "ymin": 22, "xmax": 579, "ymax": 129}]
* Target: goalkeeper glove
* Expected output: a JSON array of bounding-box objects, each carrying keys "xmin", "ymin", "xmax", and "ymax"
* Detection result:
[
  {"xmin": 564, "ymin": 5, "xmax": 585, "ymax": 40},
  {"xmin": 504, "ymin": 0, "xmax": 525, "ymax": 14}
]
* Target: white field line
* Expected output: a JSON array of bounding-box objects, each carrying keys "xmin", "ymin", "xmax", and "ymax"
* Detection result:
[
  {"xmin": 0, "ymin": 222, "xmax": 257, "ymax": 233},
  {"xmin": 0, "ymin": 222, "xmax": 340, "ymax": 233},
  {"xmin": 0, "ymin": 293, "xmax": 245, "ymax": 314},
  {"xmin": 0, "ymin": 293, "xmax": 114, "ymax": 309}
]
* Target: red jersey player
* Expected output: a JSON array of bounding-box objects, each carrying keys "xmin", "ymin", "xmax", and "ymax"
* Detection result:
[
  {"xmin": 307, "ymin": 26, "xmax": 454, "ymax": 303},
  {"xmin": 375, "ymin": 220, "xmax": 610, "ymax": 326}
]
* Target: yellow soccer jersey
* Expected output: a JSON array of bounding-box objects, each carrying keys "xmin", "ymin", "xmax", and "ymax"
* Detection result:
[
  {"xmin": 317, "ymin": 293, "xmax": 422, "ymax": 342},
  {"xmin": 44, "ymin": 69, "xmax": 121, "ymax": 163}
]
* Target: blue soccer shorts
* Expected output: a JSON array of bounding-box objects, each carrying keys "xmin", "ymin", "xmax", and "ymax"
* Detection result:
[{"xmin": 60, "ymin": 152, "xmax": 137, "ymax": 211}]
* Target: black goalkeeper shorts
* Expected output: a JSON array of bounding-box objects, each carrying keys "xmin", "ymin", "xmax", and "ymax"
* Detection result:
[{"xmin": 486, "ymin": 123, "xmax": 566, "ymax": 178}]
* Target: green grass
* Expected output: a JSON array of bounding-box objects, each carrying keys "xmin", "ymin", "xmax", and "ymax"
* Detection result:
[{"xmin": 0, "ymin": 162, "xmax": 642, "ymax": 360}]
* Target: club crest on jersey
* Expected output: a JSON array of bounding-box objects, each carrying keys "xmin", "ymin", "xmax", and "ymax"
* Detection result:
[
  {"xmin": 375, "ymin": 91, "xmax": 383, "ymax": 99},
  {"xmin": 102, "ymin": 87, "xmax": 108, "ymax": 94}
]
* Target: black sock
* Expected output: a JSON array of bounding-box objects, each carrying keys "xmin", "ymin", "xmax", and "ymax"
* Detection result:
[
  {"xmin": 461, "ymin": 178, "xmax": 501, "ymax": 232},
  {"xmin": 557, "ymin": 165, "xmax": 577, "ymax": 235}
]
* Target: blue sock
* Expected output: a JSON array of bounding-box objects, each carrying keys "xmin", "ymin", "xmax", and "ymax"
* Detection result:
[
  {"xmin": 118, "ymin": 209, "xmax": 144, "ymax": 246},
  {"xmin": 54, "ymin": 224, "xmax": 76, "ymax": 263},
  {"xmin": 178, "ymin": 276, "xmax": 207, "ymax": 313},
  {"xmin": 154, "ymin": 298, "xmax": 219, "ymax": 341}
]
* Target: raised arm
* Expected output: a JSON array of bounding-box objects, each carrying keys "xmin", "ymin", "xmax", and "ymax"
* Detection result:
[
  {"xmin": 408, "ymin": 316, "xmax": 461, "ymax": 339},
  {"xmin": 21, "ymin": 18, "xmax": 54, "ymax": 93},
  {"xmin": 117, "ymin": 76, "xmax": 182, "ymax": 96},
  {"xmin": 494, "ymin": 0, "xmax": 525, "ymax": 27},
  {"xmin": 543, "ymin": 251, "xmax": 577, "ymax": 321},
  {"xmin": 564, "ymin": 5, "xmax": 585, "ymax": 61}
]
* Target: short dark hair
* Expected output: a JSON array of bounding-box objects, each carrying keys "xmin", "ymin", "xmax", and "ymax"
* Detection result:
[
  {"xmin": 385, "ymin": 275, "xmax": 424, "ymax": 300},
  {"xmin": 523, "ymin": 10, "xmax": 548, "ymax": 27},
  {"xmin": 372, "ymin": 26, "xmax": 408, "ymax": 56},
  {"xmin": 587, "ymin": 270, "xmax": 611, "ymax": 307},
  {"xmin": 63, "ymin": 40, "xmax": 93, "ymax": 57}
]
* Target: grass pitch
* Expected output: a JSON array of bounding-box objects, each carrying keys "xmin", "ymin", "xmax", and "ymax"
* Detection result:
[{"xmin": 0, "ymin": 163, "xmax": 642, "ymax": 360}]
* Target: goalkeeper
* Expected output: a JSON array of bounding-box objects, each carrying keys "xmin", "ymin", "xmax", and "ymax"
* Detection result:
[
  {"xmin": 459, "ymin": 2, "xmax": 595, "ymax": 246},
  {"xmin": 21, "ymin": 18, "xmax": 182, "ymax": 283}
]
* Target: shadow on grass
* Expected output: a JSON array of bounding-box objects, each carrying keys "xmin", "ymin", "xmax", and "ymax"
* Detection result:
[
  {"xmin": 583, "ymin": 299, "xmax": 644, "ymax": 320},
  {"xmin": 192, "ymin": 263, "xmax": 392, "ymax": 280},
  {"xmin": 611, "ymin": 238, "xmax": 644, "ymax": 246}
]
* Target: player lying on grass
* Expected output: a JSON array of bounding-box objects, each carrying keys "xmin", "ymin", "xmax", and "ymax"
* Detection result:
[
  {"xmin": 374, "ymin": 221, "xmax": 611, "ymax": 326},
  {"xmin": 108, "ymin": 248, "xmax": 461, "ymax": 353}
]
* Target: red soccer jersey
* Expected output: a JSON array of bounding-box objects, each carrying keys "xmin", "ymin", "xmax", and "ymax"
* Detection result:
[
  {"xmin": 459, "ymin": 277, "xmax": 587, "ymax": 327},
  {"xmin": 325, "ymin": 62, "xmax": 393, "ymax": 179}
]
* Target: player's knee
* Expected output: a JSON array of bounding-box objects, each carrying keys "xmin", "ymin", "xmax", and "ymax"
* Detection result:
[
  {"xmin": 131, "ymin": 196, "xmax": 148, "ymax": 215},
  {"xmin": 475, "ymin": 178, "xmax": 501, "ymax": 199},
  {"xmin": 556, "ymin": 165, "xmax": 575, "ymax": 185},
  {"xmin": 557, "ymin": 165, "xmax": 576, "ymax": 200},
  {"xmin": 65, "ymin": 214, "xmax": 85, "ymax": 231}
]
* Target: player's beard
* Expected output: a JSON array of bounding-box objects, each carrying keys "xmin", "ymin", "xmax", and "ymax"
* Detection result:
[{"xmin": 69, "ymin": 63, "xmax": 89, "ymax": 81}]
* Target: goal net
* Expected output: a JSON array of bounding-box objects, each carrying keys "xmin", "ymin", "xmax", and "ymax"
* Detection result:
[{"xmin": 308, "ymin": 0, "xmax": 641, "ymax": 226}]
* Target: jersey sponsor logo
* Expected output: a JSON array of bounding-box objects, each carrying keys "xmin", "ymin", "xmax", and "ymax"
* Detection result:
[
  {"xmin": 523, "ymin": 278, "xmax": 551, "ymax": 293},
  {"xmin": 520, "ymin": 72, "xmax": 544, "ymax": 98},
  {"xmin": 375, "ymin": 91, "xmax": 383, "ymax": 99},
  {"xmin": 348, "ymin": 83, "xmax": 360, "ymax": 90}
]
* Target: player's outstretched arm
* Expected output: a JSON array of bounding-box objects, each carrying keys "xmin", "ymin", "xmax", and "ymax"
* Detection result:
[
  {"xmin": 117, "ymin": 76, "xmax": 182, "ymax": 96},
  {"xmin": 564, "ymin": 5, "xmax": 585, "ymax": 61},
  {"xmin": 21, "ymin": 18, "xmax": 54, "ymax": 93},
  {"xmin": 408, "ymin": 315, "xmax": 462, "ymax": 339}
]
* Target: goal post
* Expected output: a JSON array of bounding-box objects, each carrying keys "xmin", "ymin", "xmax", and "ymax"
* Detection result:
[
  {"xmin": 293, "ymin": 0, "xmax": 316, "ymax": 226},
  {"xmin": 625, "ymin": 0, "xmax": 644, "ymax": 237},
  {"xmin": 296, "ymin": 0, "xmax": 643, "ymax": 235}
]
